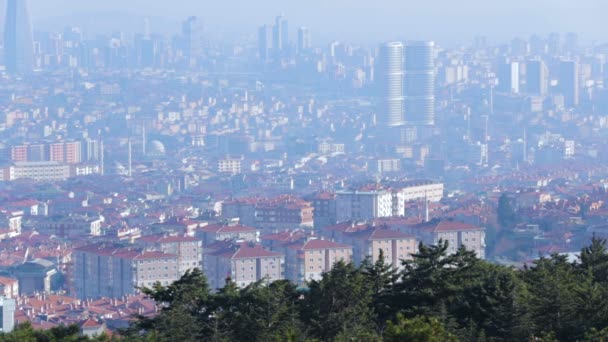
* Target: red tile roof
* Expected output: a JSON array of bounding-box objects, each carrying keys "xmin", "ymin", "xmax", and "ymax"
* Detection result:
[
  {"xmin": 300, "ymin": 239, "xmax": 351, "ymax": 250},
  {"xmin": 198, "ymin": 223, "xmax": 257, "ymax": 234},
  {"xmin": 417, "ymin": 220, "xmax": 484, "ymax": 232}
]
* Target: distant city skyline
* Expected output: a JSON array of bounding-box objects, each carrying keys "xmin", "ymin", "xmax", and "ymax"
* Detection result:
[
  {"xmin": 3, "ymin": 0, "xmax": 33, "ymax": 74},
  {"xmin": 0, "ymin": 0, "xmax": 601, "ymax": 46}
]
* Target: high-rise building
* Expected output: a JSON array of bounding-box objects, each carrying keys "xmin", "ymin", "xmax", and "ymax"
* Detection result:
[
  {"xmin": 559, "ymin": 60, "xmax": 579, "ymax": 107},
  {"xmin": 181, "ymin": 16, "xmax": 200, "ymax": 67},
  {"xmin": 3, "ymin": 0, "xmax": 34, "ymax": 74},
  {"xmin": 405, "ymin": 41, "xmax": 435, "ymax": 125},
  {"xmin": 604, "ymin": 62, "xmax": 608, "ymax": 88},
  {"xmin": 404, "ymin": 41, "xmax": 436, "ymax": 125},
  {"xmin": 565, "ymin": 32, "xmax": 579, "ymax": 54},
  {"xmin": 377, "ymin": 42, "xmax": 405, "ymax": 127},
  {"xmin": 273, "ymin": 15, "xmax": 288, "ymax": 57},
  {"xmin": 547, "ymin": 32, "xmax": 561, "ymax": 55},
  {"xmin": 258, "ymin": 25, "xmax": 272, "ymax": 60},
  {"xmin": 297, "ymin": 26, "xmax": 311, "ymax": 53},
  {"xmin": 526, "ymin": 60, "xmax": 548, "ymax": 95},
  {"xmin": 497, "ymin": 61, "xmax": 520, "ymax": 93}
]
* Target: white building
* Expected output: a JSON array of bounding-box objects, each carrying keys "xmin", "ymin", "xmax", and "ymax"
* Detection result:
[
  {"xmin": 336, "ymin": 189, "xmax": 393, "ymax": 222},
  {"xmin": 7, "ymin": 161, "xmax": 70, "ymax": 182},
  {"xmin": 218, "ymin": 157, "xmax": 243, "ymax": 174},
  {"xmin": 0, "ymin": 297, "xmax": 15, "ymax": 333}
]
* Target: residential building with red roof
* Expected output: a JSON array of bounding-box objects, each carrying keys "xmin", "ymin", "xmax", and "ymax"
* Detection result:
[
  {"xmin": 73, "ymin": 244, "xmax": 179, "ymax": 299},
  {"xmin": 196, "ymin": 223, "xmax": 258, "ymax": 244},
  {"xmin": 320, "ymin": 222, "xmax": 417, "ymax": 269},
  {"xmin": 0, "ymin": 276, "xmax": 19, "ymax": 298},
  {"xmin": 284, "ymin": 238, "xmax": 352, "ymax": 285},
  {"xmin": 222, "ymin": 195, "xmax": 313, "ymax": 230},
  {"xmin": 137, "ymin": 234, "xmax": 202, "ymax": 274},
  {"xmin": 405, "ymin": 220, "xmax": 486, "ymax": 259},
  {"xmin": 204, "ymin": 241, "xmax": 284, "ymax": 289}
]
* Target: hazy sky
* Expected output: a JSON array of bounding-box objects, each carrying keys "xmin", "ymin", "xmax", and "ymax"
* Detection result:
[{"xmin": 19, "ymin": 0, "xmax": 608, "ymax": 45}]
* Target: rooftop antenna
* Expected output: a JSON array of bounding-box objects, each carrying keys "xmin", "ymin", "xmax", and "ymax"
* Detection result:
[{"xmin": 483, "ymin": 114, "xmax": 489, "ymax": 142}]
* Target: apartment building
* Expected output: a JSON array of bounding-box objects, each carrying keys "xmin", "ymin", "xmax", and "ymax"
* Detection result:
[
  {"xmin": 0, "ymin": 277, "xmax": 18, "ymax": 298},
  {"xmin": 222, "ymin": 195, "xmax": 313, "ymax": 230},
  {"xmin": 196, "ymin": 223, "xmax": 258, "ymax": 244},
  {"xmin": 138, "ymin": 234, "xmax": 203, "ymax": 274},
  {"xmin": 335, "ymin": 188, "xmax": 393, "ymax": 222},
  {"xmin": 404, "ymin": 220, "xmax": 486, "ymax": 259},
  {"xmin": 321, "ymin": 222, "xmax": 417, "ymax": 269},
  {"xmin": 204, "ymin": 241, "xmax": 284, "ymax": 289},
  {"xmin": 284, "ymin": 238, "xmax": 352, "ymax": 285},
  {"xmin": 73, "ymin": 244, "xmax": 180, "ymax": 299}
]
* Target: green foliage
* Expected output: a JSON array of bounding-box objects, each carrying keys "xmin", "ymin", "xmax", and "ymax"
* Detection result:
[
  {"xmin": 384, "ymin": 314, "xmax": 457, "ymax": 342},
  {"xmin": 362, "ymin": 249, "xmax": 399, "ymax": 331},
  {"xmin": 301, "ymin": 260, "xmax": 377, "ymax": 340},
  {"xmin": 0, "ymin": 322, "xmax": 109, "ymax": 342},
  {"xmin": 14, "ymin": 237, "xmax": 608, "ymax": 342}
]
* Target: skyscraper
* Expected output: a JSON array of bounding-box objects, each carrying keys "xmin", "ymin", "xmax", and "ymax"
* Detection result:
[
  {"xmin": 377, "ymin": 42, "xmax": 405, "ymax": 127},
  {"xmin": 497, "ymin": 61, "xmax": 520, "ymax": 94},
  {"xmin": 3, "ymin": 0, "xmax": 34, "ymax": 74},
  {"xmin": 526, "ymin": 60, "xmax": 548, "ymax": 95},
  {"xmin": 404, "ymin": 41, "xmax": 435, "ymax": 125},
  {"xmin": 559, "ymin": 60, "xmax": 579, "ymax": 107},
  {"xmin": 273, "ymin": 15, "xmax": 288, "ymax": 57},
  {"xmin": 181, "ymin": 16, "xmax": 200, "ymax": 68},
  {"xmin": 297, "ymin": 26, "xmax": 311, "ymax": 53},
  {"xmin": 258, "ymin": 25, "xmax": 272, "ymax": 61}
]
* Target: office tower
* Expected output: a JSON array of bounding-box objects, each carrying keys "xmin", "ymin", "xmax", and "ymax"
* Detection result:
[
  {"xmin": 140, "ymin": 37, "xmax": 155, "ymax": 67},
  {"xmin": 3, "ymin": 0, "xmax": 34, "ymax": 74},
  {"xmin": 547, "ymin": 32, "xmax": 561, "ymax": 55},
  {"xmin": 404, "ymin": 41, "xmax": 436, "ymax": 125},
  {"xmin": 273, "ymin": 15, "xmax": 288, "ymax": 56},
  {"xmin": 0, "ymin": 297, "xmax": 15, "ymax": 333},
  {"xmin": 565, "ymin": 32, "xmax": 579, "ymax": 54},
  {"xmin": 297, "ymin": 26, "xmax": 311, "ymax": 53},
  {"xmin": 377, "ymin": 42, "xmax": 405, "ymax": 127},
  {"xmin": 529, "ymin": 35, "xmax": 547, "ymax": 55},
  {"xmin": 510, "ymin": 37, "xmax": 528, "ymax": 56},
  {"xmin": 181, "ymin": 16, "xmax": 199, "ymax": 67},
  {"xmin": 559, "ymin": 60, "xmax": 579, "ymax": 107},
  {"xmin": 497, "ymin": 61, "xmax": 520, "ymax": 93},
  {"xmin": 604, "ymin": 62, "xmax": 608, "ymax": 88},
  {"xmin": 258, "ymin": 25, "xmax": 272, "ymax": 60},
  {"xmin": 526, "ymin": 60, "xmax": 548, "ymax": 95}
]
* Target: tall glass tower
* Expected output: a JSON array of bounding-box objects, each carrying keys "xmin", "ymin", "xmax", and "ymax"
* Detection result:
[
  {"xmin": 404, "ymin": 41, "xmax": 435, "ymax": 125},
  {"xmin": 377, "ymin": 42, "xmax": 405, "ymax": 127},
  {"xmin": 4, "ymin": 0, "xmax": 34, "ymax": 74}
]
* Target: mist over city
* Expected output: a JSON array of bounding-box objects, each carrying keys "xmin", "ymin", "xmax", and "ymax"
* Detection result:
[{"xmin": 0, "ymin": 0, "xmax": 607, "ymax": 341}]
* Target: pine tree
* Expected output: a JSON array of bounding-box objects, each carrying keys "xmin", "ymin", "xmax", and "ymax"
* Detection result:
[
  {"xmin": 383, "ymin": 314, "xmax": 458, "ymax": 342},
  {"xmin": 300, "ymin": 261, "xmax": 376, "ymax": 340},
  {"xmin": 362, "ymin": 249, "xmax": 400, "ymax": 331}
]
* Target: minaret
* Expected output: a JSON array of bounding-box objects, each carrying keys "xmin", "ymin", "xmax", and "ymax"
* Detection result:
[
  {"xmin": 142, "ymin": 126, "xmax": 146, "ymax": 155},
  {"xmin": 424, "ymin": 191, "xmax": 429, "ymax": 222},
  {"xmin": 523, "ymin": 128, "xmax": 527, "ymax": 163},
  {"xmin": 100, "ymin": 140, "xmax": 105, "ymax": 176},
  {"xmin": 128, "ymin": 139, "xmax": 132, "ymax": 177}
]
